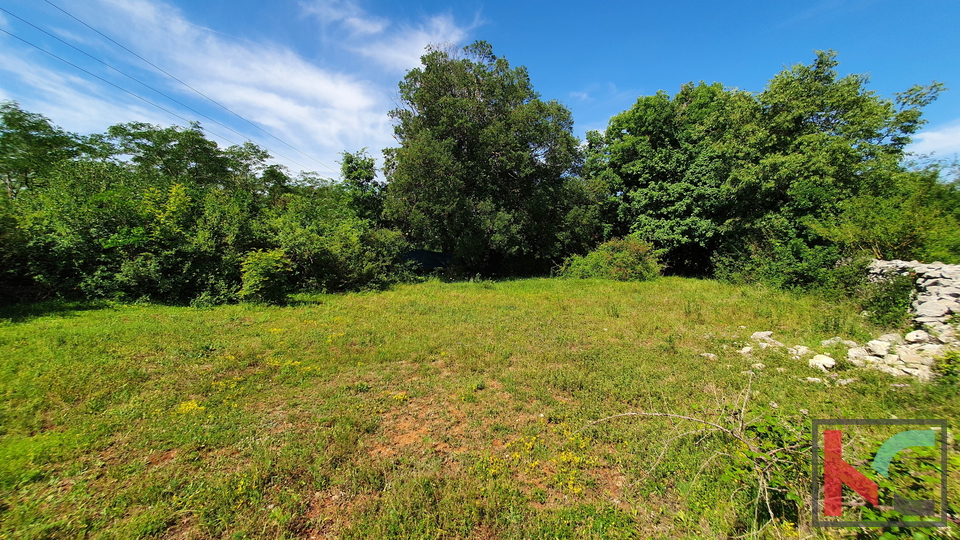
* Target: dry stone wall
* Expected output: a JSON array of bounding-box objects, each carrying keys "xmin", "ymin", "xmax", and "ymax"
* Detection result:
[
  {"xmin": 868, "ymin": 259, "xmax": 960, "ymax": 334},
  {"xmin": 732, "ymin": 260, "xmax": 960, "ymax": 383},
  {"xmin": 840, "ymin": 260, "xmax": 960, "ymax": 380}
]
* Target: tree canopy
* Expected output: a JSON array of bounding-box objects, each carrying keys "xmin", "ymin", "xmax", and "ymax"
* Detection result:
[
  {"xmin": 383, "ymin": 41, "xmax": 587, "ymax": 274},
  {"xmin": 584, "ymin": 50, "xmax": 949, "ymax": 284}
]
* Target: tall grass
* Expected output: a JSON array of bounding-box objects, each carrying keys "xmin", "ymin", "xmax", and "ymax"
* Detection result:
[{"xmin": 0, "ymin": 278, "xmax": 957, "ymax": 538}]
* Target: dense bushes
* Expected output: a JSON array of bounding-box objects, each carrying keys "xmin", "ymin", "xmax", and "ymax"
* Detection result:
[
  {"xmin": 0, "ymin": 104, "xmax": 411, "ymax": 305},
  {"xmin": 558, "ymin": 235, "xmax": 660, "ymax": 281}
]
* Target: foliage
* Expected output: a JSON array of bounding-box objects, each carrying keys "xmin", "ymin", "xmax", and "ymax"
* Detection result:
[
  {"xmin": 238, "ymin": 249, "xmax": 293, "ymax": 304},
  {"xmin": 585, "ymin": 51, "xmax": 948, "ymax": 286},
  {"xmin": 0, "ymin": 101, "xmax": 83, "ymax": 198},
  {"xmin": 383, "ymin": 41, "xmax": 586, "ymax": 275},
  {"xmin": 859, "ymin": 271, "xmax": 916, "ymax": 328},
  {"xmin": 339, "ymin": 148, "xmax": 384, "ymax": 223},
  {"xmin": 583, "ymin": 82, "xmax": 748, "ymax": 274},
  {"xmin": 558, "ymin": 234, "xmax": 660, "ymax": 281},
  {"xmin": 804, "ymin": 258, "xmax": 916, "ymax": 328},
  {"xmin": 0, "ymin": 107, "xmax": 411, "ymax": 304},
  {"xmin": 264, "ymin": 186, "xmax": 409, "ymax": 292},
  {"xmin": 808, "ymin": 166, "xmax": 960, "ymax": 263},
  {"xmin": 934, "ymin": 350, "xmax": 960, "ymax": 384}
]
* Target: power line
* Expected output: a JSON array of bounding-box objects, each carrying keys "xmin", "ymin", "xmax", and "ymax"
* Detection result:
[
  {"xmin": 44, "ymin": 0, "xmax": 337, "ymax": 173},
  {"xmin": 0, "ymin": 6, "xmax": 311, "ymax": 171},
  {"xmin": 1, "ymin": 28, "xmax": 205, "ymax": 133},
  {"xmin": 0, "ymin": 26, "xmax": 318, "ymax": 173}
]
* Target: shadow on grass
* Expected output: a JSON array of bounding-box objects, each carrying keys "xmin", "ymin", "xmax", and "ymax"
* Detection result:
[{"xmin": 0, "ymin": 299, "xmax": 114, "ymax": 324}]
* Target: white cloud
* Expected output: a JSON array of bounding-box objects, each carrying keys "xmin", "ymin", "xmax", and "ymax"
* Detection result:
[
  {"xmin": 300, "ymin": 0, "xmax": 387, "ymax": 35},
  {"xmin": 0, "ymin": 0, "xmax": 477, "ymax": 175},
  {"xmin": 1, "ymin": 0, "xmax": 403, "ymax": 174},
  {"xmin": 301, "ymin": 0, "xmax": 363, "ymax": 23},
  {"xmin": 355, "ymin": 14, "xmax": 469, "ymax": 73},
  {"xmin": 569, "ymin": 91, "xmax": 592, "ymax": 103},
  {"xmin": 0, "ymin": 47, "xmax": 182, "ymax": 132},
  {"xmin": 909, "ymin": 122, "xmax": 960, "ymax": 157}
]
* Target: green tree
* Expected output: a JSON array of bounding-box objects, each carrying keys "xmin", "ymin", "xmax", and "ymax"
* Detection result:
[
  {"xmin": 0, "ymin": 101, "xmax": 81, "ymax": 198},
  {"xmin": 340, "ymin": 149, "xmax": 384, "ymax": 222},
  {"xmin": 383, "ymin": 41, "xmax": 582, "ymax": 274},
  {"xmin": 584, "ymin": 82, "xmax": 750, "ymax": 274},
  {"xmin": 586, "ymin": 50, "xmax": 945, "ymax": 284}
]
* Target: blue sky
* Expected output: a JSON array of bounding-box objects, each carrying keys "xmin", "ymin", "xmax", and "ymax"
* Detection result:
[{"xmin": 1, "ymin": 0, "xmax": 958, "ymax": 177}]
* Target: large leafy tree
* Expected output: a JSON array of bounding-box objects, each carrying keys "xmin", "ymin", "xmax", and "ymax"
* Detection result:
[
  {"xmin": 584, "ymin": 82, "xmax": 751, "ymax": 274},
  {"xmin": 383, "ymin": 41, "xmax": 583, "ymax": 274},
  {"xmin": 586, "ymin": 51, "xmax": 944, "ymax": 283}
]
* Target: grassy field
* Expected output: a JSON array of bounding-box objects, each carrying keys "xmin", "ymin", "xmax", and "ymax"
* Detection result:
[{"xmin": 1, "ymin": 277, "xmax": 957, "ymax": 539}]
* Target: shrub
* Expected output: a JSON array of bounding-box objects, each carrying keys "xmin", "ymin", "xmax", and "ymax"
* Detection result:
[
  {"xmin": 814, "ymin": 258, "xmax": 916, "ymax": 329},
  {"xmin": 859, "ymin": 270, "xmax": 916, "ymax": 328},
  {"xmin": 238, "ymin": 249, "xmax": 293, "ymax": 304},
  {"xmin": 559, "ymin": 235, "xmax": 660, "ymax": 281}
]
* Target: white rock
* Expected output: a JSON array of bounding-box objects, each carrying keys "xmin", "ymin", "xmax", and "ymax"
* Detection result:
[
  {"xmin": 883, "ymin": 354, "xmax": 903, "ymax": 366},
  {"xmin": 936, "ymin": 287, "xmax": 960, "ymax": 298},
  {"xmin": 836, "ymin": 378, "xmax": 857, "ymax": 386},
  {"xmin": 751, "ymin": 331, "xmax": 785, "ymax": 348},
  {"xmin": 919, "ymin": 344, "xmax": 945, "ymax": 356},
  {"xmin": 751, "ymin": 363, "xmax": 766, "ymax": 370},
  {"xmin": 847, "ymin": 356, "xmax": 866, "ymax": 368},
  {"xmin": 935, "ymin": 327, "xmax": 957, "ymax": 343},
  {"xmin": 904, "ymin": 330, "xmax": 931, "ymax": 343},
  {"xmin": 805, "ymin": 377, "xmax": 824, "ymax": 383},
  {"xmin": 699, "ymin": 353, "xmax": 718, "ymax": 361},
  {"xmin": 809, "ymin": 355, "xmax": 836, "ymax": 372},
  {"xmin": 875, "ymin": 365, "xmax": 908, "ymax": 377},
  {"xmin": 738, "ymin": 346, "xmax": 753, "ymax": 355},
  {"xmin": 896, "ymin": 346, "xmax": 924, "ymax": 366},
  {"xmin": 847, "ymin": 347, "xmax": 871, "ymax": 358},
  {"xmin": 788, "ymin": 345, "xmax": 813, "ymax": 357},
  {"xmin": 904, "ymin": 365, "xmax": 934, "ymax": 381},
  {"xmin": 944, "ymin": 301, "xmax": 960, "ymax": 313},
  {"xmin": 878, "ymin": 333, "xmax": 904, "ymax": 344},
  {"xmin": 866, "ymin": 340, "xmax": 892, "ymax": 357},
  {"xmin": 916, "ymin": 301, "xmax": 950, "ymax": 318}
]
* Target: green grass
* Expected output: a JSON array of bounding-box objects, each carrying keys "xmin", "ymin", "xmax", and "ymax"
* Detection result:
[{"xmin": 0, "ymin": 277, "xmax": 957, "ymax": 538}]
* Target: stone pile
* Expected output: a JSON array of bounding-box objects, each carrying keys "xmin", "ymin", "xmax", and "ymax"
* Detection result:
[
  {"xmin": 733, "ymin": 260, "xmax": 960, "ymax": 382},
  {"xmin": 843, "ymin": 331, "xmax": 941, "ymax": 381},
  {"xmin": 868, "ymin": 259, "xmax": 960, "ymax": 338},
  {"xmin": 738, "ymin": 329, "xmax": 943, "ymax": 382}
]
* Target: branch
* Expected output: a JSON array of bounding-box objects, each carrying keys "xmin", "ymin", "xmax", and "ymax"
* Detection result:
[{"xmin": 574, "ymin": 411, "xmax": 757, "ymax": 452}]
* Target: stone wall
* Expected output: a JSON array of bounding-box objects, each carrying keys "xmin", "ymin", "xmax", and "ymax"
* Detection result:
[
  {"xmin": 844, "ymin": 259, "xmax": 960, "ymax": 380},
  {"xmin": 868, "ymin": 259, "xmax": 960, "ymax": 338}
]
